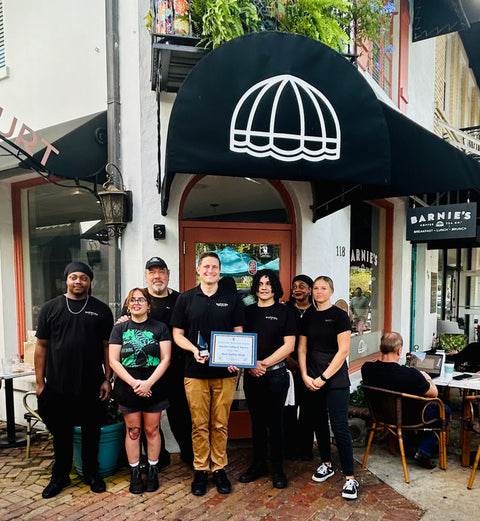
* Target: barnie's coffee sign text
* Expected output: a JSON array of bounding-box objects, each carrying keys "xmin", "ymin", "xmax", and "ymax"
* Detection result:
[{"xmin": 406, "ymin": 203, "xmax": 477, "ymax": 242}]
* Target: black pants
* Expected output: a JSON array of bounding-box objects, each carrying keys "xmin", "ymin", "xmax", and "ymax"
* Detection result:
[
  {"xmin": 38, "ymin": 385, "xmax": 104, "ymax": 480},
  {"xmin": 303, "ymin": 386, "xmax": 354, "ymax": 476},
  {"xmin": 284, "ymin": 371, "xmax": 314, "ymax": 458},
  {"xmin": 244, "ymin": 368, "xmax": 289, "ymax": 472},
  {"xmin": 164, "ymin": 367, "xmax": 193, "ymax": 461}
]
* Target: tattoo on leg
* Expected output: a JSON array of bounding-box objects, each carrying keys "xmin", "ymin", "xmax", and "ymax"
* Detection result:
[{"xmin": 128, "ymin": 426, "xmax": 141, "ymax": 440}]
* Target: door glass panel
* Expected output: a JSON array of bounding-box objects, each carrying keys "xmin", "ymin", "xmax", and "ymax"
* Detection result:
[
  {"xmin": 195, "ymin": 242, "xmax": 280, "ymax": 305},
  {"xmin": 195, "ymin": 241, "xmax": 280, "ymax": 410}
]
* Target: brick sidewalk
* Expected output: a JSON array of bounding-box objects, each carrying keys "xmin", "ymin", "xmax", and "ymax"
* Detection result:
[{"xmin": 0, "ymin": 432, "xmax": 423, "ymax": 521}]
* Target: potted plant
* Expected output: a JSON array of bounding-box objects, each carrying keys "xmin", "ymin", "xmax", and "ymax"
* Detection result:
[{"xmin": 73, "ymin": 398, "xmax": 126, "ymax": 478}]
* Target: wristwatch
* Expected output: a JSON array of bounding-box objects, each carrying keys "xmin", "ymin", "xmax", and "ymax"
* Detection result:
[
  {"xmin": 319, "ymin": 373, "xmax": 328, "ymax": 382},
  {"xmin": 105, "ymin": 376, "xmax": 115, "ymax": 384}
]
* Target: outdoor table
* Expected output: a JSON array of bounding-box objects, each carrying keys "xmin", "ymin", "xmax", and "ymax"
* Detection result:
[
  {"xmin": 432, "ymin": 372, "xmax": 480, "ymax": 466},
  {"xmin": 0, "ymin": 370, "xmax": 35, "ymax": 448}
]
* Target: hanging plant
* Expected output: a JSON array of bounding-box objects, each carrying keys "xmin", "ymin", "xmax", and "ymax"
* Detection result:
[{"xmin": 187, "ymin": 0, "xmax": 394, "ymax": 51}]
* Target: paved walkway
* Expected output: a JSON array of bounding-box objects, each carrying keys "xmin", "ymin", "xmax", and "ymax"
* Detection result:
[{"xmin": 0, "ymin": 429, "xmax": 423, "ymax": 521}]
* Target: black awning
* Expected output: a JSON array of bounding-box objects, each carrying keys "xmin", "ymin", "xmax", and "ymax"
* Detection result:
[
  {"xmin": 0, "ymin": 112, "xmax": 107, "ymax": 182},
  {"xmin": 162, "ymin": 32, "xmax": 480, "ymax": 219},
  {"xmin": 312, "ymin": 102, "xmax": 480, "ymax": 220},
  {"xmin": 413, "ymin": 0, "xmax": 471, "ymax": 42}
]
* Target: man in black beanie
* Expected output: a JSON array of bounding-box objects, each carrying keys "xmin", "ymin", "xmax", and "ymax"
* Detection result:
[{"xmin": 35, "ymin": 261, "xmax": 114, "ymax": 498}]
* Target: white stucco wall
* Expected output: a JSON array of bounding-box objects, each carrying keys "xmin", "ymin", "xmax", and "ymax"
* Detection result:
[{"xmin": 1, "ymin": 0, "xmax": 107, "ymax": 128}]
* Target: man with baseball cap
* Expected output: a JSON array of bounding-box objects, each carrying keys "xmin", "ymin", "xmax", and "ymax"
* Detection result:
[
  {"xmin": 119, "ymin": 257, "xmax": 193, "ymax": 466},
  {"xmin": 35, "ymin": 261, "xmax": 114, "ymax": 498}
]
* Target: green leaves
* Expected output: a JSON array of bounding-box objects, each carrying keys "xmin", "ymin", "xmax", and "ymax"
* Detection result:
[{"xmin": 188, "ymin": 0, "xmax": 393, "ymax": 52}]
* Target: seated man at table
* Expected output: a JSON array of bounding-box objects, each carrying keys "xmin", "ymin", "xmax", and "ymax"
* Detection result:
[{"xmin": 361, "ymin": 331, "xmax": 450, "ymax": 469}]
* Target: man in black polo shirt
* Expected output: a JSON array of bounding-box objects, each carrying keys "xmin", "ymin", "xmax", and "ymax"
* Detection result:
[
  {"xmin": 35, "ymin": 262, "xmax": 113, "ymax": 498},
  {"xmin": 172, "ymin": 252, "xmax": 245, "ymax": 496},
  {"xmin": 143, "ymin": 257, "xmax": 193, "ymax": 465}
]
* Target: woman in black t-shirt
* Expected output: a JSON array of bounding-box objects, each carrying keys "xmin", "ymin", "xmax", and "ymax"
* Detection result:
[
  {"xmin": 239, "ymin": 270, "xmax": 296, "ymax": 490},
  {"xmin": 298, "ymin": 276, "xmax": 358, "ymax": 501},
  {"xmin": 109, "ymin": 288, "xmax": 171, "ymax": 494}
]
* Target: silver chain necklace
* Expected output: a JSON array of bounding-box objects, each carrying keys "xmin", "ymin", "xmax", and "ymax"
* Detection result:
[
  {"xmin": 295, "ymin": 303, "xmax": 311, "ymax": 318},
  {"xmin": 65, "ymin": 295, "xmax": 89, "ymax": 315}
]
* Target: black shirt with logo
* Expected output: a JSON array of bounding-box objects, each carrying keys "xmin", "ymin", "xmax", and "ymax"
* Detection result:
[
  {"xmin": 170, "ymin": 285, "xmax": 245, "ymax": 379},
  {"xmin": 299, "ymin": 305, "xmax": 351, "ymax": 388},
  {"xmin": 36, "ymin": 295, "xmax": 114, "ymax": 396},
  {"xmin": 245, "ymin": 302, "xmax": 297, "ymax": 361}
]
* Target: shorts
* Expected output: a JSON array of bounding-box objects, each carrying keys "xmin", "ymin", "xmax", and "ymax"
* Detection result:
[{"xmin": 118, "ymin": 397, "xmax": 169, "ymax": 414}]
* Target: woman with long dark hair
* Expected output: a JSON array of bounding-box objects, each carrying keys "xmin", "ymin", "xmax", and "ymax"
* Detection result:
[
  {"xmin": 109, "ymin": 288, "xmax": 171, "ymax": 494},
  {"xmin": 298, "ymin": 276, "xmax": 358, "ymax": 500},
  {"xmin": 239, "ymin": 270, "xmax": 296, "ymax": 489}
]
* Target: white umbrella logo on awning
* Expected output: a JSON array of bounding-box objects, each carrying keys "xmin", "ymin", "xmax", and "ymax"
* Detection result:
[{"xmin": 230, "ymin": 74, "xmax": 341, "ymax": 162}]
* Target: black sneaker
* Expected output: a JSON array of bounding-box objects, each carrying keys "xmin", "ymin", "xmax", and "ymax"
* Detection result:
[
  {"xmin": 191, "ymin": 470, "xmax": 209, "ymax": 496},
  {"xmin": 212, "ymin": 468, "xmax": 232, "ymax": 494},
  {"xmin": 42, "ymin": 477, "xmax": 71, "ymax": 499},
  {"xmin": 342, "ymin": 478, "xmax": 359, "ymax": 500},
  {"xmin": 312, "ymin": 463, "xmax": 334, "ymax": 482},
  {"xmin": 129, "ymin": 466, "xmax": 144, "ymax": 494},
  {"xmin": 145, "ymin": 464, "xmax": 159, "ymax": 492}
]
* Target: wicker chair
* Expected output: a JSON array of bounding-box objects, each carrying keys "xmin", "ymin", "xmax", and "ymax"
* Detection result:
[
  {"xmin": 463, "ymin": 395, "xmax": 480, "ymax": 489},
  {"xmin": 361, "ymin": 385, "xmax": 447, "ymax": 483}
]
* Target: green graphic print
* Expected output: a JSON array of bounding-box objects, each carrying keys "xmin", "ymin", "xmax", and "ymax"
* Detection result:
[{"xmin": 121, "ymin": 329, "xmax": 160, "ymax": 368}]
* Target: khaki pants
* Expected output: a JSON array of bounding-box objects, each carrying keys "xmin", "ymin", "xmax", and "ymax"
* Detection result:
[{"xmin": 184, "ymin": 376, "xmax": 237, "ymax": 472}]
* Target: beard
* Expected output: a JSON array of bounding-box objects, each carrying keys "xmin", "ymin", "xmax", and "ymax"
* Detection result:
[{"xmin": 149, "ymin": 282, "xmax": 167, "ymax": 296}]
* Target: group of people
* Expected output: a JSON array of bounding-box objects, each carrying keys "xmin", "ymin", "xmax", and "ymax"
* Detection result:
[{"xmin": 34, "ymin": 253, "xmax": 446, "ymax": 503}]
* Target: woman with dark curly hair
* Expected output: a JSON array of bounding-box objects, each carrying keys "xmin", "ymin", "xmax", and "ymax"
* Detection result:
[
  {"xmin": 109, "ymin": 288, "xmax": 171, "ymax": 494},
  {"xmin": 239, "ymin": 270, "xmax": 296, "ymax": 489}
]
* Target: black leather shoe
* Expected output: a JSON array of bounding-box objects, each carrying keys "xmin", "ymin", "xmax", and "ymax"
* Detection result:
[
  {"xmin": 212, "ymin": 468, "xmax": 232, "ymax": 494},
  {"xmin": 42, "ymin": 477, "xmax": 71, "ymax": 498},
  {"xmin": 84, "ymin": 472, "xmax": 106, "ymax": 493},
  {"xmin": 145, "ymin": 464, "xmax": 159, "ymax": 492},
  {"xmin": 159, "ymin": 449, "xmax": 171, "ymax": 469},
  {"xmin": 239, "ymin": 463, "xmax": 268, "ymax": 483},
  {"xmin": 191, "ymin": 470, "xmax": 209, "ymax": 496},
  {"xmin": 129, "ymin": 466, "xmax": 144, "ymax": 494},
  {"xmin": 272, "ymin": 471, "xmax": 288, "ymax": 489},
  {"xmin": 414, "ymin": 451, "xmax": 436, "ymax": 469}
]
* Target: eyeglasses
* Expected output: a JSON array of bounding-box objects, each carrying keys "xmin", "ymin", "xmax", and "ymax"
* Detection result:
[{"xmin": 129, "ymin": 297, "xmax": 147, "ymax": 304}]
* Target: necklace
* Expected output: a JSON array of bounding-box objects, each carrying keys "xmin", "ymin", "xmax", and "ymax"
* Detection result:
[
  {"xmin": 65, "ymin": 295, "xmax": 89, "ymax": 315},
  {"xmin": 295, "ymin": 303, "xmax": 311, "ymax": 318}
]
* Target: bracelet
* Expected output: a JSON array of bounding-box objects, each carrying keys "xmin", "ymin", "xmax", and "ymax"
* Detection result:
[{"xmin": 319, "ymin": 373, "xmax": 328, "ymax": 382}]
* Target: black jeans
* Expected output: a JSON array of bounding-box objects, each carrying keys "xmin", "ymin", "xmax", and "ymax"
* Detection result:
[
  {"xmin": 164, "ymin": 366, "xmax": 193, "ymax": 461},
  {"xmin": 244, "ymin": 368, "xmax": 289, "ymax": 471},
  {"xmin": 303, "ymin": 386, "xmax": 354, "ymax": 476},
  {"xmin": 284, "ymin": 371, "xmax": 314, "ymax": 458},
  {"xmin": 38, "ymin": 385, "xmax": 104, "ymax": 480}
]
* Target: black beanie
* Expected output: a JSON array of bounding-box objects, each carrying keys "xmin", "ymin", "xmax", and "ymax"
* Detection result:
[{"xmin": 64, "ymin": 261, "xmax": 94, "ymax": 281}]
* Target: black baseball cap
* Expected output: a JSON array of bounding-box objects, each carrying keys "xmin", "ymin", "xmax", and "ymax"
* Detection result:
[{"xmin": 145, "ymin": 257, "xmax": 168, "ymax": 270}]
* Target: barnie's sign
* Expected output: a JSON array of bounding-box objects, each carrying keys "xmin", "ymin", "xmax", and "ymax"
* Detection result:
[{"xmin": 406, "ymin": 203, "xmax": 477, "ymax": 242}]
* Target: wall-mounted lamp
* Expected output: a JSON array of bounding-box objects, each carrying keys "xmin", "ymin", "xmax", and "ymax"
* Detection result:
[{"xmin": 97, "ymin": 164, "xmax": 132, "ymax": 237}]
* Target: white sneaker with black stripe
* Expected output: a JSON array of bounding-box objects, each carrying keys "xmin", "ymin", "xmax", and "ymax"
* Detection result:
[
  {"xmin": 311, "ymin": 463, "xmax": 334, "ymax": 482},
  {"xmin": 342, "ymin": 478, "xmax": 359, "ymax": 500}
]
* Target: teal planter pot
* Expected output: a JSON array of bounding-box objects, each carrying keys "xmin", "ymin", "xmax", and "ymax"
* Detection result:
[{"xmin": 73, "ymin": 422, "xmax": 126, "ymax": 477}]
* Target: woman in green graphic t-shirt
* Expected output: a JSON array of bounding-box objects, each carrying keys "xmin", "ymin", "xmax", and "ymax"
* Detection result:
[{"xmin": 109, "ymin": 288, "xmax": 171, "ymax": 494}]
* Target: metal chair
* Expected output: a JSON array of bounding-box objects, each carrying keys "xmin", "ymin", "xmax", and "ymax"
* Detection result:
[
  {"xmin": 361, "ymin": 385, "xmax": 448, "ymax": 483},
  {"xmin": 464, "ymin": 395, "xmax": 480, "ymax": 489},
  {"xmin": 23, "ymin": 391, "xmax": 48, "ymax": 458}
]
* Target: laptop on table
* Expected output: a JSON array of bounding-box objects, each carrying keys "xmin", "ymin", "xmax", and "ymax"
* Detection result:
[{"xmin": 409, "ymin": 353, "xmax": 444, "ymax": 378}]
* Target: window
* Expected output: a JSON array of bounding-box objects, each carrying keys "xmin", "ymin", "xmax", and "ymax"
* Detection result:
[
  {"xmin": 349, "ymin": 202, "xmax": 386, "ymax": 362},
  {"xmin": 358, "ymin": 32, "xmax": 393, "ymax": 98}
]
